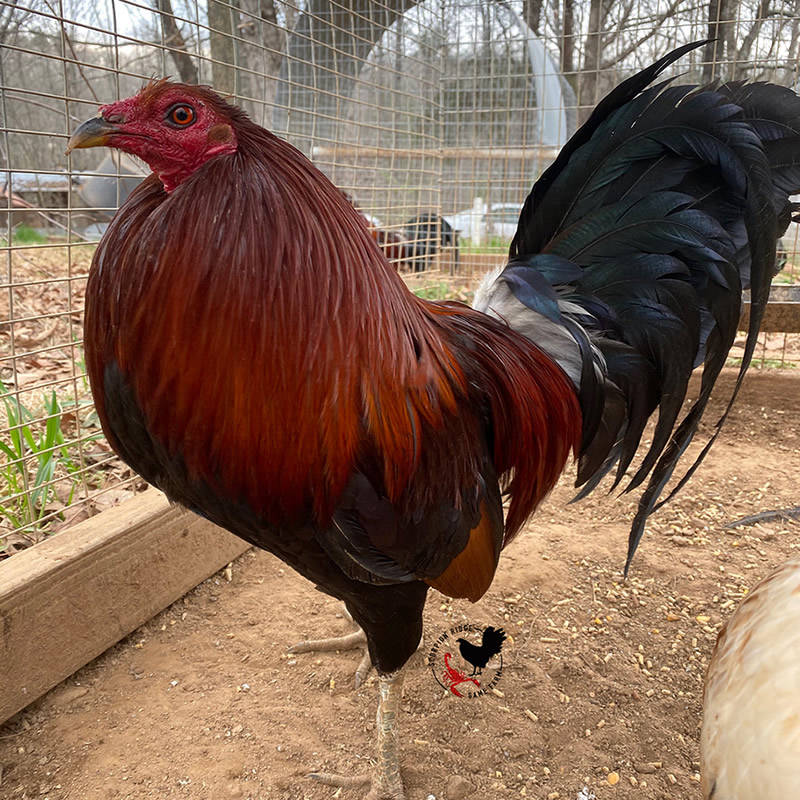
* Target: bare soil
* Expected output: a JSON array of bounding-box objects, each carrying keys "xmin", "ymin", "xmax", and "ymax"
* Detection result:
[{"xmin": 1, "ymin": 368, "xmax": 799, "ymax": 800}]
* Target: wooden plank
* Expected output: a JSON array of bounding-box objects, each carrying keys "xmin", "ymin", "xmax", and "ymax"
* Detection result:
[
  {"xmin": 0, "ymin": 489, "xmax": 249, "ymax": 724},
  {"xmin": 310, "ymin": 145, "xmax": 562, "ymax": 160},
  {"xmin": 740, "ymin": 302, "xmax": 800, "ymax": 333}
]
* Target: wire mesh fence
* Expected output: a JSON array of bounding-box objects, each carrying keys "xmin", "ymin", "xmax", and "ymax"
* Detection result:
[{"xmin": 2, "ymin": 0, "xmax": 800, "ymax": 552}]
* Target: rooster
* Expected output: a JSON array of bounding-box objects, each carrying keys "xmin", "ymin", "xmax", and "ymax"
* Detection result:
[
  {"xmin": 67, "ymin": 41, "xmax": 800, "ymax": 800},
  {"xmin": 456, "ymin": 625, "xmax": 506, "ymax": 675},
  {"xmin": 701, "ymin": 558, "xmax": 800, "ymax": 798},
  {"xmin": 398, "ymin": 212, "xmax": 458, "ymax": 272},
  {"xmin": 346, "ymin": 193, "xmax": 458, "ymax": 272}
]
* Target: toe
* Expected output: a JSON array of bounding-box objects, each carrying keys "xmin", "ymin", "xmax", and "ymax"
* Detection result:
[
  {"xmin": 307, "ymin": 771, "xmax": 370, "ymax": 788},
  {"xmin": 288, "ymin": 629, "xmax": 366, "ymax": 653},
  {"xmin": 354, "ymin": 650, "xmax": 373, "ymax": 689}
]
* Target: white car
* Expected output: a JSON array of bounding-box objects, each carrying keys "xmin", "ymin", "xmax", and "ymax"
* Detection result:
[
  {"xmin": 485, "ymin": 203, "xmax": 522, "ymax": 240},
  {"xmin": 444, "ymin": 202, "xmax": 521, "ymax": 243}
]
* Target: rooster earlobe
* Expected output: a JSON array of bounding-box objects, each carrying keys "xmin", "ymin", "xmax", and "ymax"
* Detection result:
[{"xmin": 207, "ymin": 123, "xmax": 234, "ymax": 145}]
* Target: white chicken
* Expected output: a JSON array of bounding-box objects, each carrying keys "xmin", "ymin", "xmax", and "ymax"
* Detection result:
[{"xmin": 702, "ymin": 557, "xmax": 800, "ymax": 798}]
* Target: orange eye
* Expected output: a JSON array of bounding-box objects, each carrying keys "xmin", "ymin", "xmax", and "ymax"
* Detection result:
[{"xmin": 166, "ymin": 104, "xmax": 196, "ymax": 127}]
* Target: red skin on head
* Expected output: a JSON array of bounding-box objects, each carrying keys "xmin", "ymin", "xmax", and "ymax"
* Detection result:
[{"xmin": 99, "ymin": 83, "xmax": 238, "ymax": 192}]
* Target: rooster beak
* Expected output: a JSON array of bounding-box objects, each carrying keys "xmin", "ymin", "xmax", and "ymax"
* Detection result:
[{"xmin": 65, "ymin": 116, "xmax": 120, "ymax": 154}]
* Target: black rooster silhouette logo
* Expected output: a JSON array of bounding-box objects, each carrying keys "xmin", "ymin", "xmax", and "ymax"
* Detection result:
[{"xmin": 456, "ymin": 626, "xmax": 506, "ymax": 676}]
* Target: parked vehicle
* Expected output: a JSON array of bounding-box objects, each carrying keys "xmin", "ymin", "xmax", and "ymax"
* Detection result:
[{"xmin": 443, "ymin": 201, "xmax": 521, "ymax": 243}]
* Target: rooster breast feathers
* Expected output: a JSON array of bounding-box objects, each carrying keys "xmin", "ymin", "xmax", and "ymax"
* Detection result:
[{"xmin": 475, "ymin": 42, "xmax": 800, "ymax": 568}]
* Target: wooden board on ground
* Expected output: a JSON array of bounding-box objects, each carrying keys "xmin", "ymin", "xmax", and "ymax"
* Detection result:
[{"xmin": 0, "ymin": 488, "xmax": 249, "ymax": 724}]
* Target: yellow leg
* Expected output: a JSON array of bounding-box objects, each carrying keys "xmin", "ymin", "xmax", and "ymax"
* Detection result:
[{"xmin": 309, "ymin": 670, "xmax": 406, "ymax": 800}]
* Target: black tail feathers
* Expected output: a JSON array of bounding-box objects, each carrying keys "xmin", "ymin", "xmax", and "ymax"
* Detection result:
[{"xmin": 484, "ymin": 42, "xmax": 800, "ymax": 571}]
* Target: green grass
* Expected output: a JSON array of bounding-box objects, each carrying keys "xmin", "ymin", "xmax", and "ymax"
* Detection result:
[
  {"xmin": 2, "ymin": 224, "xmax": 49, "ymax": 245},
  {"xmin": 773, "ymin": 270, "xmax": 798, "ymax": 285},
  {"xmin": 413, "ymin": 282, "xmax": 461, "ymax": 301},
  {"xmin": 726, "ymin": 356, "xmax": 796, "ymax": 369},
  {"xmin": 0, "ymin": 380, "xmax": 89, "ymax": 540},
  {"xmin": 460, "ymin": 236, "xmax": 508, "ymax": 254}
]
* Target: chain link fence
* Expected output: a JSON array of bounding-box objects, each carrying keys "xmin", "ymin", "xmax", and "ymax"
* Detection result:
[{"xmin": 1, "ymin": 0, "xmax": 799, "ymax": 552}]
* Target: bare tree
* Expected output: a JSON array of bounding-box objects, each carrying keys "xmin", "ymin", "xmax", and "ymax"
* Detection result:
[
  {"xmin": 562, "ymin": 0, "xmax": 575, "ymax": 76},
  {"xmin": 208, "ymin": 0, "xmax": 240, "ymax": 95},
  {"xmin": 578, "ymin": 0, "xmax": 610, "ymax": 113},
  {"xmin": 736, "ymin": 0, "xmax": 770, "ymax": 69},
  {"xmin": 702, "ymin": 0, "xmax": 738, "ymax": 80},
  {"xmin": 701, "ymin": 0, "xmax": 791, "ymax": 81},
  {"xmin": 232, "ymin": 0, "xmax": 287, "ymax": 112},
  {"xmin": 522, "ymin": 0, "xmax": 544, "ymax": 34},
  {"xmin": 0, "ymin": 0, "xmax": 33, "ymax": 45},
  {"xmin": 259, "ymin": 0, "xmax": 285, "ymax": 75},
  {"xmin": 153, "ymin": 0, "xmax": 199, "ymax": 83}
]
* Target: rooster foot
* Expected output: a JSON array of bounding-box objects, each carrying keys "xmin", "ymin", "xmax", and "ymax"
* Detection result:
[
  {"xmin": 308, "ymin": 670, "xmax": 406, "ymax": 799},
  {"xmin": 288, "ymin": 606, "xmax": 373, "ymax": 688}
]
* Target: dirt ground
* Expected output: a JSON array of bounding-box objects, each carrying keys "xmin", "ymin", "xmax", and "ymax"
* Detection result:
[{"xmin": 1, "ymin": 368, "xmax": 799, "ymax": 800}]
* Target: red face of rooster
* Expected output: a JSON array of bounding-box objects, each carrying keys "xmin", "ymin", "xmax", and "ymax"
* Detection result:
[{"xmin": 67, "ymin": 81, "xmax": 238, "ymax": 193}]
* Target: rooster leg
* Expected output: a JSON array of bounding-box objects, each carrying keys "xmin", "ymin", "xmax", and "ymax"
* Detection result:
[
  {"xmin": 309, "ymin": 670, "xmax": 406, "ymax": 800},
  {"xmin": 343, "ymin": 608, "xmax": 377, "ymax": 686}
]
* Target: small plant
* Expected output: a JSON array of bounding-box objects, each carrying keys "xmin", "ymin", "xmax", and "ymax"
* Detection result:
[
  {"xmin": 2, "ymin": 224, "xmax": 49, "ymax": 245},
  {"xmin": 0, "ymin": 380, "xmax": 83, "ymax": 541},
  {"xmin": 413, "ymin": 282, "xmax": 458, "ymax": 301},
  {"xmin": 460, "ymin": 235, "xmax": 508, "ymax": 254}
]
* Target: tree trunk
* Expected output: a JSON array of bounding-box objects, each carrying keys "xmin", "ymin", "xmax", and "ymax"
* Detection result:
[
  {"xmin": 208, "ymin": 0, "xmax": 239, "ymax": 95},
  {"xmin": 154, "ymin": 0, "xmax": 198, "ymax": 84},
  {"xmin": 259, "ymin": 0, "xmax": 285, "ymax": 75},
  {"xmin": 522, "ymin": 0, "xmax": 543, "ymax": 34},
  {"xmin": 578, "ymin": 0, "xmax": 605, "ymax": 121},
  {"xmin": 702, "ymin": 0, "xmax": 738, "ymax": 81},
  {"xmin": 562, "ymin": 0, "xmax": 575, "ymax": 76}
]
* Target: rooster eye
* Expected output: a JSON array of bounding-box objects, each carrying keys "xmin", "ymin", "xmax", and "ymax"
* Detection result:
[{"xmin": 166, "ymin": 104, "xmax": 196, "ymax": 127}]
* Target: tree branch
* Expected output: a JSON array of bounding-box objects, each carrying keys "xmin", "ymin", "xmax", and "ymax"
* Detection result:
[
  {"xmin": 39, "ymin": 0, "xmax": 99, "ymax": 103},
  {"xmin": 153, "ymin": 0, "xmax": 198, "ymax": 84},
  {"xmin": 522, "ymin": 0, "xmax": 544, "ymax": 35},
  {"xmin": 600, "ymin": 0, "xmax": 687, "ymax": 70},
  {"xmin": 736, "ymin": 0, "xmax": 769, "ymax": 69}
]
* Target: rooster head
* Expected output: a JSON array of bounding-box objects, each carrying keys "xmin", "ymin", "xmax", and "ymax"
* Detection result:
[{"xmin": 67, "ymin": 80, "xmax": 239, "ymax": 192}]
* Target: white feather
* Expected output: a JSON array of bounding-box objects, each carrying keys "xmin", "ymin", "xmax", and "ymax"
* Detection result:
[
  {"xmin": 473, "ymin": 270, "xmax": 599, "ymax": 389},
  {"xmin": 472, "ymin": 264, "xmax": 505, "ymax": 312},
  {"xmin": 702, "ymin": 556, "xmax": 800, "ymax": 799}
]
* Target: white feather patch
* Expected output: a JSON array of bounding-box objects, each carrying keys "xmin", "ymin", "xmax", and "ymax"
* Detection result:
[{"xmin": 473, "ymin": 272, "xmax": 584, "ymax": 388}]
